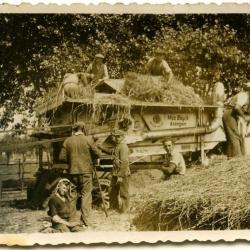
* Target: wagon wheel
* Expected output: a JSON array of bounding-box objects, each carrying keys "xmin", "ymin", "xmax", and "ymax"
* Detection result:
[{"xmin": 92, "ymin": 173, "xmax": 111, "ymax": 209}]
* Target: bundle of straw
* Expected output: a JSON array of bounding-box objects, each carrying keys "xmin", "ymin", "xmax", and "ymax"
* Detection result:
[
  {"xmin": 123, "ymin": 73, "xmax": 203, "ymax": 105},
  {"xmin": 132, "ymin": 157, "xmax": 250, "ymax": 231}
]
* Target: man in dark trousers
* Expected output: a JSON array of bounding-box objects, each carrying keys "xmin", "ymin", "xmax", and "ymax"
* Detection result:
[
  {"xmin": 59, "ymin": 122, "xmax": 101, "ymax": 226},
  {"xmin": 99, "ymin": 130, "xmax": 130, "ymax": 213}
]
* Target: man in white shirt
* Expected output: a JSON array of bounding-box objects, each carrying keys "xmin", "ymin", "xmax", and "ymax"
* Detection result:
[
  {"xmin": 86, "ymin": 54, "xmax": 109, "ymax": 85},
  {"xmin": 223, "ymin": 82, "xmax": 250, "ymax": 158},
  {"xmin": 161, "ymin": 138, "xmax": 186, "ymax": 179}
]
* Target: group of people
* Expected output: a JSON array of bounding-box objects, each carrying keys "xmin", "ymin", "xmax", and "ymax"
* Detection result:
[
  {"xmin": 47, "ymin": 121, "xmax": 186, "ymax": 232},
  {"xmin": 62, "ymin": 48, "xmax": 174, "ymax": 98},
  {"xmin": 47, "ymin": 45, "xmax": 250, "ymax": 232},
  {"xmin": 48, "ymin": 47, "xmax": 250, "ymax": 232},
  {"xmin": 86, "ymin": 49, "xmax": 173, "ymax": 82},
  {"xmin": 48, "ymin": 122, "xmax": 130, "ymax": 232},
  {"xmin": 47, "ymin": 48, "xmax": 186, "ymax": 232}
]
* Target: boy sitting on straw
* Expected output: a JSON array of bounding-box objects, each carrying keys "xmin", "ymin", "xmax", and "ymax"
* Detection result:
[{"xmin": 161, "ymin": 138, "xmax": 186, "ymax": 179}]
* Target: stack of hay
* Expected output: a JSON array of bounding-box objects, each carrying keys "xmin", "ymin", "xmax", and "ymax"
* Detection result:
[
  {"xmin": 132, "ymin": 157, "xmax": 250, "ymax": 231},
  {"xmin": 122, "ymin": 73, "xmax": 203, "ymax": 105}
]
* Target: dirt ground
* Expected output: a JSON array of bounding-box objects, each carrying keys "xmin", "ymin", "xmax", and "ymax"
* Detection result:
[{"xmin": 0, "ymin": 169, "xmax": 163, "ymax": 233}]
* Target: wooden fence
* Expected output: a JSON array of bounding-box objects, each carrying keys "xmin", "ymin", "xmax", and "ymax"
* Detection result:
[{"xmin": 0, "ymin": 161, "xmax": 39, "ymax": 201}]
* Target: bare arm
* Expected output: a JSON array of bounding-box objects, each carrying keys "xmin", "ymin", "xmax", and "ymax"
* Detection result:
[
  {"xmin": 234, "ymin": 104, "xmax": 248, "ymax": 121},
  {"xmin": 86, "ymin": 63, "xmax": 95, "ymax": 80},
  {"xmin": 162, "ymin": 60, "xmax": 173, "ymax": 83},
  {"xmin": 102, "ymin": 65, "xmax": 109, "ymax": 80},
  {"xmin": 166, "ymin": 70, "xmax": 173, "ymax": 83},
  {"xmin": 87, "ymin": 137, "xmax": 102, "ymax": 158},
  {"xmin": 86, "ymin": 63, "xmax": 92, "ymax": 74}
]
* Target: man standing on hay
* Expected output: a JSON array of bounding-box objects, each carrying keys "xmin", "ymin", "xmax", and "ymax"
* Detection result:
[
  {"xmin": 99, "ymin": 129, "xmax": 130, "ymax": 213},
  {"xmin": 145, "ymin": 48, "xmax": 173, "ymax": 83},
  {"xmin": 161, "ymin": 138, "xmax": 186, "ymax": 179},
  {"xmin": 86, "ymin": 53, "xmax": 109, "ymax": 85},
  {"xmin": 223, "ymin": 82, "xmax": 250, "ymax": 158},
  {"xmin": 59, "ymin": 122, "xmax": 102, "ymax": 227}
]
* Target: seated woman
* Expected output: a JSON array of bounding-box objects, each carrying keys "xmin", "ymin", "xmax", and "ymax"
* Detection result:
[{"xmin": 48, "ymin": 178, "xmax": 83, "ymax": 232}]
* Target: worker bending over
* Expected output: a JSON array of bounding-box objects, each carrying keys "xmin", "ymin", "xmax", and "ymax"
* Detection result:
[
  {"xmin": 145, "ymin": 48, "xmax": 173, "ymax": 83},
  {"xmin": 223, "ymin": 82, "xmax": 250, "ymax": 158},
  {"xmin": 48, "ymin": 178, "xmax": 83, "ymax": 232},
  {"xmin": 59, "ymin": 122, "xmax": 102, "ymax": 226},
  {"xmin": 99, "ymin": 130, "xmax": 130, "ymax": 213},
  {"xmin": 161, "ymin": 138, "xmax": 186, "ymax": 179}
]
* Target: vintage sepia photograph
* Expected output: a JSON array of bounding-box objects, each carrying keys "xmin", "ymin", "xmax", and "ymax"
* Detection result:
[{"xmin": 1, "ymin": 9, "xmax": 250, "ymax": 244}]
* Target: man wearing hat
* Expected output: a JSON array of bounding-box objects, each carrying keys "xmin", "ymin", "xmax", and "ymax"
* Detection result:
[
  {"xmin": 99, "ymin": 129, "xmax": 130, "ymax": 213},
  {"xmin": 86, "ymin": 53, "xmax": 109, "ymax": 84},
  {"xmin": 223, "ymin": 82, "xmax": 250, "ymax": 158},
  {"xmin": 145, "ymin": 48, "xmax": 173, "ymax": 83},
  {"xmin": 59, "ymin": 121, "xmax": 102, "ymax": 226},
  {"xmin": 161, "ymin": 138, "xmax": 186, "ymax": 179}
]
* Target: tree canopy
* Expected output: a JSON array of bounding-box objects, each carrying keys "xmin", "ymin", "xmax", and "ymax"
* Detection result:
[{"xmin": 0, "ymin": 14, "xmax": 250, "ymax": 128}]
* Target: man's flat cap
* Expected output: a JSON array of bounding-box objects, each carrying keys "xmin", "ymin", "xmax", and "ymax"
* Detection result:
[{"xmin": 95, "ymin": 54, "xmax": 105, "ymax": 59}]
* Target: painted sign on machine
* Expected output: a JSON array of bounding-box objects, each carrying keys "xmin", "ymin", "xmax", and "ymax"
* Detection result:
[{"xmin": 143, "ymin": 113, "xmax": 197, "ymax": 130}]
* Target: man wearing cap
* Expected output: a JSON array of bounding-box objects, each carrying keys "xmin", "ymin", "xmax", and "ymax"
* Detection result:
[
  {"xmin": 99, "ymin": 130, "xmax": 130, "ymax": 213},
  {"xmin": 59, "ymin": 122, "xmax": 102, "ymax": 226},
  {"xmin": 86, "ymin": 54, "xmax": 109, "ymax": 84},
  {"xmin": 223, "ymin": 82, "xmax": 250, "ymax": 158},
  {"xmin": 161, "ymin": 138, "xmax": 186, "ymax": 179},
  {"xmin": 145, "ymin": 49, "xmax": 173, "ymax": 83}
]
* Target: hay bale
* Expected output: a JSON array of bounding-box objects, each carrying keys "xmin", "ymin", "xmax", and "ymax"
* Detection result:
[
  {"xmin": 130, "ymin": 170, "xmax": 163, "ymax": 192},
  {"xmin": 132, "ymin": 157, "xmax": 250, "ymax": 231},
  {"xmin": 123, "ymin": 73, "xmax": 203, "ymax": 105}
]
